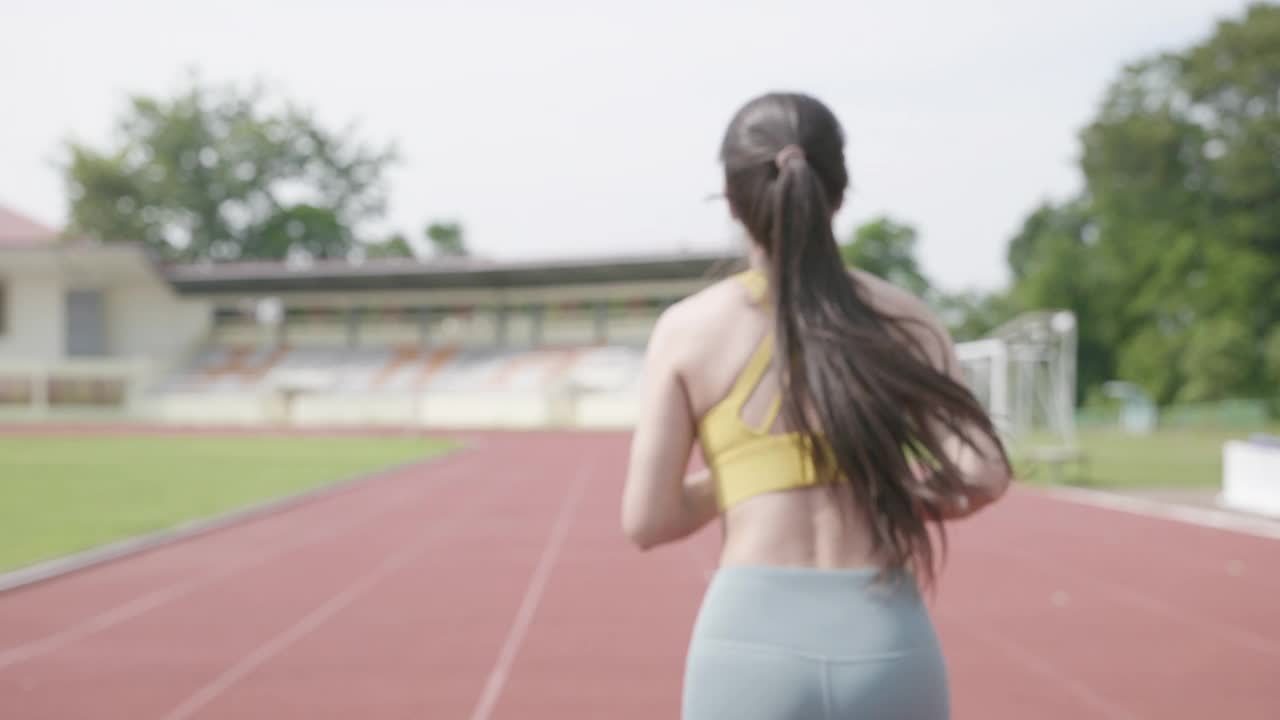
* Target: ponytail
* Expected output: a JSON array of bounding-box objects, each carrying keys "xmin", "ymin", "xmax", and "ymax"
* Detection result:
[{"xmin": 729, "ymin": 101, "xmax": 1007, "ymax": 586}]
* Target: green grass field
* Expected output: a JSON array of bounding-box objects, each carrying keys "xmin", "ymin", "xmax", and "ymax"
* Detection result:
[
  {"xmin": 1015, "ymin": 426, "xmax": 1278, "ymax": 489},
  {"xmin": 2, "ymin": 424, "xmax": 1272, "ymax": 575},
  {"xmin": 0, "ymin": 433, "xmax": 457, "ymax": 573}
]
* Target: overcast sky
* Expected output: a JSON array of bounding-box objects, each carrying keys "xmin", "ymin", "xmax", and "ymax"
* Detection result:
[{"xmin": 0, "ymin": 0, "xmax": 1253, "ymax": 290}]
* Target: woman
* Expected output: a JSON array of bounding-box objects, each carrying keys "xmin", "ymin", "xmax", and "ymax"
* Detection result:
[{"xmin": 621, "ymin": 92, "xmax": 1012, "ymax": 719}]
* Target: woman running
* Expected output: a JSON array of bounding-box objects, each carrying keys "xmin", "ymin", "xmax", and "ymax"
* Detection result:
[{"xmin": 621, "ymin": 92, "xmax": 1013, "ymax": 719}]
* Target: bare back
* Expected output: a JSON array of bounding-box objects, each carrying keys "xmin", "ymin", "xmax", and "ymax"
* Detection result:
[{"xmin": 673, "ymin": 267, "xmax": 954, "ymax": 569}]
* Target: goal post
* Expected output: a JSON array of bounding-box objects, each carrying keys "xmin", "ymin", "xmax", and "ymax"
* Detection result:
[
  {"xmin": 955, "ymin": 338, "xmax": 1011, "ymax": 436},
  {"xmin": 955, "ymin": 310, "xmax": 1078, "ymax": 449}
]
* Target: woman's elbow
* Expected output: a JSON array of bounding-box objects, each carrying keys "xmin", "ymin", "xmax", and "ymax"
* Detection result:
[
  {"xmin": 621, "ymin": 511, "xmax": 662, "ymax": 551},
  {"xmin": 963, "ymin": 463, "xmax": 1014, "ymax": 514},
  {"xmin": 986, "ymin": 461, "xmax": 1015, "ymax": 500}
]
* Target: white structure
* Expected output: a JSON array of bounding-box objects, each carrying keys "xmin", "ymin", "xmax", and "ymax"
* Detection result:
[
  {"xmin": 0, "ymin": 204, "xmax": 729, "ymax": 428},
  {"xmin": 956, "ymin": 310, "xmax": 1078, "ymax": 448},
  {"xmin": 1221, "ymin": 438, "xmax": 1280, "ymax": 517},
  {"xmin": 956, "ymin": 338, "xmax": 1010, "ymax": 433},
  {"xmin": 6, "ymin": 200, "xmax": 1087, "ymax": 437},
  {"xmin": 0, "ymin": 209, "xmax": 212, "ymax": 418}
]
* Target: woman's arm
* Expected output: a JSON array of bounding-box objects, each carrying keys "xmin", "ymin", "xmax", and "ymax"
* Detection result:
[
  {"xmin": 679, "ymin": 466, "xmax": 721, "ymax": 531},
  {"xmin": 886, "ymin": 286, "xmax": 1012, "ymax": 520},
  {"xmin": 621, "ymin": 308, "xmax": 720, "ymax": 550},
  {"xmin": 931, "ymin": 330, "xmax": 1014, "ymax": 518},
  {"xmin": 918, "ymin": 378, "xmax": 1013, "ymax": 520},
  {"xmin": 910, "ymin": 436, "xmax": 1009, "ymax": 521}
]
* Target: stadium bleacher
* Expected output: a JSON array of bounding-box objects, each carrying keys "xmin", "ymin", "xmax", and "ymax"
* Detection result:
[
  {"xmin": 0, "ymin": 232, "xmax": 732, "ymax": 427},
  {"xmin": 157, "ymin": 342, "xmax": 644, "ymax": 396}
]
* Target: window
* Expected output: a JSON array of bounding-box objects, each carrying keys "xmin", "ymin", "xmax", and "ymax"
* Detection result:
[{"xmin": 65, "ymin": 289, "xmax": 106, "ymax": 357}]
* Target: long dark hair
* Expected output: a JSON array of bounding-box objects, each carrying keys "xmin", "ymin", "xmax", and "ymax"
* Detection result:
[{"xmin": 719, "ymin": 92, "xmax": 1007, "ymax": 585}]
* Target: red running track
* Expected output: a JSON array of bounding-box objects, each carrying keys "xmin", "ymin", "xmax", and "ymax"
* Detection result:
[{"xmin": 1, "ymin": 431, "xmax": 1277, "ymax": 718}]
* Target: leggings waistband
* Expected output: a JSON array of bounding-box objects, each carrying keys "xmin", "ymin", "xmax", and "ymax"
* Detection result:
[{"xmin": 691, "ymin": 564, "xmax": 937, "ymax": 659}]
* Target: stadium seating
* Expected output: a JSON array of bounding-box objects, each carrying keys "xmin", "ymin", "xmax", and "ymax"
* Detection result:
[
  {"xmin": 146, "ymin": 340, "xmax": 646, "ymax": 428},
  {"xmin": 158, "ymin": 343, "xmax": 643, "ymax": 394}
]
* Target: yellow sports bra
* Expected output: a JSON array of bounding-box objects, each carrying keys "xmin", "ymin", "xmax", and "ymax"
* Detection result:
[{"xmin": 698, "ymin": 270, "xmax": 832, "ymax": 510}]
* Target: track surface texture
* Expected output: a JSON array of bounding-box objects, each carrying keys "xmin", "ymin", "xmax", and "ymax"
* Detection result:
[{"xmin": 1, "ymin": 431, "xmax": 1276, "ymax": 718}]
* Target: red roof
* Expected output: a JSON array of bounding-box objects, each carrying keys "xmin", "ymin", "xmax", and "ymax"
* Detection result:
[{"xmin": 0, "ymin": 204, "xmax": 58, "ymax": 247}]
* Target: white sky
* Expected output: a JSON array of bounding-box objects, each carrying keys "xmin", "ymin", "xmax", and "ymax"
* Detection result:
[{"xmin": 0, "ymin": 0, "xmax": 1252, "ymax": 291}]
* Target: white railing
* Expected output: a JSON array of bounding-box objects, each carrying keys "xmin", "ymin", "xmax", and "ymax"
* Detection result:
[{"xmin": 0, "ymin": 357, "xmax": 153, "ymax": 416}]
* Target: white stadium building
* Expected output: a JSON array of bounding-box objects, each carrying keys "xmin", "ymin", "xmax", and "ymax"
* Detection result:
[
  {"xmin": 0, "ymin": 204, "xmax": 739, "ymax": 429},
  {"xmin": 1, "ymin": 202, "xmax": 1080, "ymax": 454}
]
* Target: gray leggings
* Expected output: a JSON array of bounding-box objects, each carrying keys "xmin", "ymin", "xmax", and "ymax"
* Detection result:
[{"xmin": 682, "ymin": 565, "xmax": 949, "ymax": 719}]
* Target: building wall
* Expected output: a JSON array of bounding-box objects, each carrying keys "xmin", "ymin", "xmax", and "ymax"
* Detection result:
[
  {"xmin": 107, "ymin": 278, "xmax": 212, "ymax": 366},
  {"xmin": 0, "ymin": 249, "xmax": 211, "ymax": 365},
  {"xmin": 0, "ymin": 270, "xmax": 64, "ymax": 361}
]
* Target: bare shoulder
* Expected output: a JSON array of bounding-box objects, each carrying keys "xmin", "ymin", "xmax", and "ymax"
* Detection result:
[
  {"xmin": 847, "ymin": 268, "xmax": 954, "ymax": 367},
  {"xmin": 657, "ymin": 275, "xmax": 749, "ymax": 331},
  {"xmin": 649, "ymin": 275, "xmax": 753, "ymax": 363},
  {"xmin": 847, "ymin": 268, "xmax": 928, "ymax": 318}
]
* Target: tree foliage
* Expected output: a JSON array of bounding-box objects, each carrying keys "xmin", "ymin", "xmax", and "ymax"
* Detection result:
[
  {"xmin": 1001, "ymin": 199, "xmax": 1124, "ymax": 401},
  {"xmin": 63, "ymin": 76, "xmax": 404, "ymax": 261},
  {"xmin": 839, "ymin": 217, "xmax": 932, "ymax": 299},
  {"xmin": 363, "ymin": 233, "xmax": 416, "ymax": 261},
  {"xmin": 853, "ymin": 5, "xmax": 1280, "ymax": 407},
  {"xmin": 1004, "ymin": 3, "xmax": 1280, "ymax": 404},
  {"xmin": 935, "ymin": 290, "xmax": 1018, "ymax": 343},
  {"xmin": 425, "ymin": 221, "xmax": 468, "ymax": 257},
  {"xmin": 838, "ymin": 216, "xmax": 1007, "ymax": 341}
]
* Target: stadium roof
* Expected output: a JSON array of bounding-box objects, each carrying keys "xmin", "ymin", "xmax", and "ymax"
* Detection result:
[
  {"xmin": 162, "ymin": 250, "xmax": 744, "ymax": 294},
  {"xmin": 0, "ymin": 205, "xmax": 58, "ymax": 247},
  {"xmin": 0, "ymin": 202, "xmax": 743, "ymax": 293}
]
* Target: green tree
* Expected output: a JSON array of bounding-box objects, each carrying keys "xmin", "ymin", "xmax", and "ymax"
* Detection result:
[
  {"xmin": 363, "ymin": 233, "xmax": 416, "ymax": 260},
  {"xmin": 935, "ymin": 290, "xmax": 1017, "ymax": 343},
  {"xmin": 1178, "ymin": 318, "xmax": 1256, "ymax": 402},
  {"xmin": 1004, "ymin": 199, "xmax": 1123, "ymax": 401},
  {"xmin": 425, "ymin": 221, "xmax": 468, "ymax": 257},
  {"xmin": 840, "ymin": 216, "xmax": 932, "ymax": 299},
  {"xmin": 63, "ymin": 76, "xmax": 401, "ymax": 261},
  {"xmin": 1005, "ymin": 3, "xmax": 1280, "ymax": 404},
  {"xmin": 838, "ymin": 215, "xmax": 1011, "ymax": 341}
]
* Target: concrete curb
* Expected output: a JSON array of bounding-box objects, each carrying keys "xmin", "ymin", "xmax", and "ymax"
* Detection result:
[
  {"xmin": 0, "ymin": 446, "xmax": 467, "ymax": 596},
  {"xmin": 1037, "ymin": 484, "xmax": 1280, "ymax": 541}
]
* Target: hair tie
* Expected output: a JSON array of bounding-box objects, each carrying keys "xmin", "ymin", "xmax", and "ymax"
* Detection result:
[{"xmin": 775, "ymin": 144, "xmax": 806, "ymax": 170}]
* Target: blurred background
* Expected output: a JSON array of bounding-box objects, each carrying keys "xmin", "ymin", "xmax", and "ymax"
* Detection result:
[
  {"xmin": 3, "ymin": 0, "xmax": 1277, "ymax": 492},
  {"xmin": 0, "ymin": 0, "xmax": 1278, "ymax": 691}
]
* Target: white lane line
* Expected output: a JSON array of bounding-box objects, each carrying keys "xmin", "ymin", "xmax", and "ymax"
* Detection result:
[
  {"xmin": 938, "ymin": 610, "xmax": 1140, "ymax": 720},
  {"xmin": 975, "ymin": 542, "xmax": 1280, "ymax": 660},
  {"xmin": 159, "ymin": 477, "xmax": 502, "ymax": 720},
  {"xmin": 468, "ymin": 461, "xmax": 589, "ymax": 720},
  {"xmin": 999, "ymin": 493, "xmax": 1280, "ymax": 596},
  {"xmin": 1037, "ymin": 486, "xmax": 1280, "ymax": 541},
  {"xmin": 0, "ymin": 452, "xmax": 455, "ymax": 595},
  {"xmin": 0, "ymin": 458, "xmax": 473, "ymax": 670}
]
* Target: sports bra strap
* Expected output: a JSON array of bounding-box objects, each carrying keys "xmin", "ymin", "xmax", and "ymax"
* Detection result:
[
  {"xmin": 724, "ymin": 269, "xmax": 784, "ymax": 433},
  {"xmin": 738, "ymin": 268, "xmax": 767, "ymax": 304},
  {"xmin": 726, "ymin": 333, "xmax": 772, "ymax": 408},
  {"xmin": 758, "ymin": 393, "xmax": 784, "ymax": 434}
]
